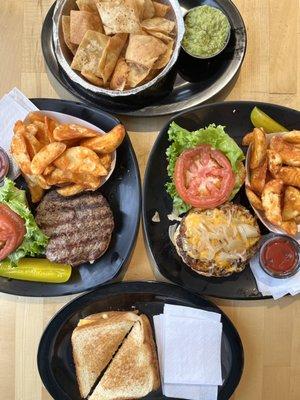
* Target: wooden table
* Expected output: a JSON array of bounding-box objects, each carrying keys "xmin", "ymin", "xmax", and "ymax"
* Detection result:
[{"xmin": 0, "ymin": 1, "xmax": 299, "ymax": 399}]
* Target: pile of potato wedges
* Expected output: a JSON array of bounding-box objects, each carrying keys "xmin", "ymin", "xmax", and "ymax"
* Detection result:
[{"xmin": 243, "ymin": 128, "xmax": 300, "ymax": 235}]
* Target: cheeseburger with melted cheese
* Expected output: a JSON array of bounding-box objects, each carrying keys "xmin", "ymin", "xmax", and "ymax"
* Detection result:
[{"xmin": 173, "ymin": 203, "xmax": 261, "ymax": 277}]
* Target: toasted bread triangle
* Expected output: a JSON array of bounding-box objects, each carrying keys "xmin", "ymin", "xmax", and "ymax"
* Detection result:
[
  {"xmin": 72, "ymin": 312, "xmax": 138, "ymax": 398},
  {"xmin": 89, "ymin": 315, "xmax": 160, "ymax": 400}
]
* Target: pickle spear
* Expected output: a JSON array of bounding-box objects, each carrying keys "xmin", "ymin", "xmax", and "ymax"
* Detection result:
[
  {"xmin": 0, "ymin": 258, "xmax": 72, "ymax": 283},
  {"xmin": 250, "ymin": 106, "xmax": 288, "ymax": 133}
]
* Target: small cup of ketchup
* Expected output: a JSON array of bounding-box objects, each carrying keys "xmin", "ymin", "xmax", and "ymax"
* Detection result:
[{"xmin": 259, "ymin": 235, "xmax": 300, "ymax": 278}]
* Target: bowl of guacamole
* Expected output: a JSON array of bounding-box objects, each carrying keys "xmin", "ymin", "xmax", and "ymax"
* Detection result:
[{"xmin": 182, "ymin": 5, "xmax": 231, "ymax": 59}]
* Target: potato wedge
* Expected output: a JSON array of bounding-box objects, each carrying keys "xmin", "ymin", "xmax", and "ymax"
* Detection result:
[
  {"xmin": 270, "ymin": 136, "xmax": 300, "ymax": 167},
  {"xmin": 281, "ymin": 220, "xmax": 297, "ymax": 235},
  {"xmin": 43, "ymin": 165, "xmax": 56, "ymax": 176},
  {"xmin": 31, "ymin": 142, "xmax": 66, "ymax": 175},
  {"xmin": 250, "ymin": 128, "xmax": 267, "ymax": 169},
  {"xmin": 57, "ymin": 184, "xmax": 85, "ymax": 197},
  {"xmin": 72, "ymin": 173, "xmax": 102, "ymax": 189},
  {"xmin": 53, "ymin": 124, "xmax": 99, "ymax": 141},
  {"xmin": 32, "ymin": 121, "xmax": 49, "ymax": 146},
  {"xmin": 246, "ymin": 187, "xmax": 263, "ymax": 210},
  {"xmin": 242, "ymin": 131, "xmax": 254, "ymax": 146},
  {"xmin": 278, "ymin": 167, "xmax": 300, "ymax": 188},
  {"xmin": 98, "ymin": 153, "xmax": 112, "ymax": 171},
  {"xmin": 282, "ymin": 186, "xmax": 300, "ymax": 221},
  {"xmin": 80, "ymin": 124, "xmax": 125, "ymax": 154},
  {"xmin": 11, "ymin": 123, "xmax": 32, "ymax": 174},
  {"xmin": 62, "ymin": 138, "xmax": 81, "ymax": 148},
  {"xmin": 282, "ymin": 130, "xmax": 300, "ymax": 144},
  {"xmin": 45, "ymin": 168, "xmax": 73, "ymax": 186},
  {"xmin": 26, "ymin": 124, "xmax": 38, "ymax": 136},
  {"xmin": 45, "ymin": 116, "xmax": 58, "ymax": 143},
  {"xmin": 23, "ymin": 130, "xmax": 43, "ymax": 159},
  {"xmin": 34, "ymin": 174, "xmax": 51, "ymax": 190},
  {"xmin": 267, "ymin": 149, "xmax": 282, "ymax": 178},
  {"xmin": 23, "ymin": 174, "xmax": 44, "ymax": 203},
  {"xmin": 250, "ymin": 158, "xmax": 267, "ymax": 194},
  {"xmin": 54, "ymin": 146, "xmax": 107, "ymax": 177},
  {"xmin": 261, "ymin": 179, "xmax": 283, "ymax": 227},
  {"xmin": 27, "ymin": 112, "xmax": 45, "ymax": 124}
]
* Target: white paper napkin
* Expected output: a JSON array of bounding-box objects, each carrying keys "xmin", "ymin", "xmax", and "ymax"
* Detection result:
[
  {"xmin": 154, "ymin": 304, "xmax": 223, "ymax": 400},
  {"xmin": 250, "ymin": 234, "xmax": 300, "ymax": 299},
  {"xmin": 163, "ymin": 315, "xmax": 222, "ymax": 386},
  {"xmin": 164, "ymin": 303, "xmax": 221, "ymax": 322},
  {"xmin": 0, "ymin": 88, "xmax": 38, "ymax": 180},
  {"xmin": 154, "ymin": 315, "xmax": 218, "ymax": 400}
]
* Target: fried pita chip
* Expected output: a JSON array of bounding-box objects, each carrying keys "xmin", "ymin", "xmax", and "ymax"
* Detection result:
[
  {"xmin": 71, "ymin": 30, "xmax": 109, "ymax": 74},
  {"xmin": 126, "ymin": 61, "xmax": 151, "ymax": 87},
  {"xmin": 152, "ymin": 39, "xmax": 173, "ymax": 69},
  {"xmin": 153, "ymin": 1, "xmax": 170, "ymax": 17},
  {"xmin": 70, "ymin": 10, "xmax": 102, "ymax": 45},
  {"xmin": 95, "ymin": 0, "xmax": 141, "ymax": 34},
  {"xmin": 141, "ymin": 17, "xmax": 175, "ymax": 34},
  {"xmin": 98, "ymin": 33, "xmax": 128, "ymax": 83},
  {"xmin": 81, "ymin": 67, "xmax": 104, "ymax": 86},
  {"xmin": 147, "ymin": 29, "xmax": 173, "ymax": 43},
  {"xmin": 125, "ymin": 34, "xmax": 167, "ymax": 68},
  {"xmin": 110, "ymin": 57, "xmax": 130, "ymax": 90},
  {"xmin": 143, "ymin": 0, "xmax": 155, "ymax": 19},
  {"xmin": 76, "ymin": 0, "xmax": 98, "ymax": 13},
  {"xmin": 62, "ymin": 15, "xmax": 78, "ymax": 55}
]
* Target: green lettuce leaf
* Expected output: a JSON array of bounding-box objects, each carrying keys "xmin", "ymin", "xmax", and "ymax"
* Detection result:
[
  {"xmin": 166, "ymin": 122, "xmax": 245, "ymax": 215},
  {"xmin": 0, "ymin": 178, "xmax": 48, "ymax": 265}
]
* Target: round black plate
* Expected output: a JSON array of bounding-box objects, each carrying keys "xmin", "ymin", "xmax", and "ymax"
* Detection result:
[
  {"xmin": 143, "ymin": 101, "xmax": 300, "ymax": 300},
  {"xmin": 41, "ymin": 0, "xmax": 246, "ymax": 116},
  {"xmin": 38, "ymin": 281, "xmax": 244, "ymax": 400},
  {"xmin": 1, "ymin": 99, "xmax": 141, "ymax": 297}
]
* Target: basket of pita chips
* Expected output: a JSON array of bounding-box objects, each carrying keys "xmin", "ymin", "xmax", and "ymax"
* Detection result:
[{"xmin": 52, "ymin": 0, "xmax": 184, "ymax": 96}]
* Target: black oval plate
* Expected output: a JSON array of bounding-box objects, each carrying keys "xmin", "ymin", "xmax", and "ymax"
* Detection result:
[
  {"xmin": 143, "ymin": 101, "xmax": 300, "ymax": 300},
  {"xmin": 41, "ymin": 0, "xmax": 246, "ymax": 116},
  {"xmin": 1, "ymin": 99, "xmax": 141, "ymax": 297},
  {"xmin": 38, "ymin": 281, "xmax": 244, "ymax": 400}
]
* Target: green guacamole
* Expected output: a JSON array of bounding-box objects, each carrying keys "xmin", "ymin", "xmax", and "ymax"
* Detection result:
[{"xmin": 182, "ymin": 5, "xmax": 230, "ymax": 58}]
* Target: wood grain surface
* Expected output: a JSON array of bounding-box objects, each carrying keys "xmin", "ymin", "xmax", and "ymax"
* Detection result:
[{"xmin": 0, "ymin": 1, "xmax": 299, "ymax": 399}]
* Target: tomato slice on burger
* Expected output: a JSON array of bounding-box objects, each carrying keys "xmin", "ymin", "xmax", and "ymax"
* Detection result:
[
  {"xmin": 174, "ymin": 145, "xmax": 235, "ymax": 209},
  {"xmin": 0, "ymin": 204, "xmax": 26, "ymax": 261}
]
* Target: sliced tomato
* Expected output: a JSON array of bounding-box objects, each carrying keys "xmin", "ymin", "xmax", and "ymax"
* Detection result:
[
  {"xmin": 0, "ymin": 204, "xmax": 25, "ymax": 261},
  {"xmin": 174, "ymin": 145, "xmax": 235, "ymax": 209}
]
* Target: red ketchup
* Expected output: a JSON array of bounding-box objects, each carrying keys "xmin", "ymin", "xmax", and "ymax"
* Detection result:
[
  {"xmin": 0, "ymin": 148, "xmax": 9, "ymax": 182},
  {"xmin": 260, "ymin": 235, "xmax": 300, "ymax": 278}
]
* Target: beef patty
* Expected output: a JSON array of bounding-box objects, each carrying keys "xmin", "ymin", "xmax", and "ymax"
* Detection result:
[{"xmin": 35, "ymin": 190, "xmax": 114, "ymax": 266}]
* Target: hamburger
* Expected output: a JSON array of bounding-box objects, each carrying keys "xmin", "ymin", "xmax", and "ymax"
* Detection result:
[{"xmin": 172, "ymin": 203, "xmax": 261, "ymax": 277}]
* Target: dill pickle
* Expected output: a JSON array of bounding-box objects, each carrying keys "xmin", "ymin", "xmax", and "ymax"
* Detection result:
[
  {"xmin": 0, "ymin": 258, "xmax": 72, "ymax": 283},
  {"xmin": 250, "ymin": 106, "xmax": 287, "ymax": 133}
]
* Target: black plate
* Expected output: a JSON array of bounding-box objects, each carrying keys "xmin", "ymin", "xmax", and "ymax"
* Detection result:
[
  {"xmin": 1, "ymin": 99, "xmax": 141, "ymax": 297},
  {"xmin": 41, "ymin": 0, "xmax": 246, "ymax": 116},
  {"xmin": 38, "ymin": 281, "xmax": 244, "ymax": 400},
  {"xmin": 143, "ymin": 101, "xmax": 300, "ymax": 300}
]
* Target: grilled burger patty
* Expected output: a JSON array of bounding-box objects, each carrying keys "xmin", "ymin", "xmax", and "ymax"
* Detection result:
[
  {"xmin": 35, "ymin": 191, "xmax": 114, "ymax": 266},
  {"xmin": 174, "ymin": 203, "xmax": 260, "ymax": 277}
]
